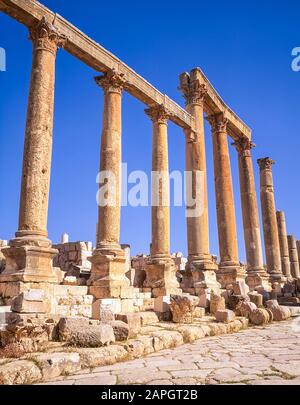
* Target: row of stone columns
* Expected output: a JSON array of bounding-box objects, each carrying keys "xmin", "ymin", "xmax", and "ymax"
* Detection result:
[{"xmin": 1, "ymin": 18, "xmax": 299, "ymax": 298}]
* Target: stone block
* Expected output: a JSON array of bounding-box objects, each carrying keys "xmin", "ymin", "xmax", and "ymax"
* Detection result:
[
  {"xmin": 265, "ymin": 300, "xmax": 291, "ymax": 321},
  {"xmin": 249, "ymin": 308, "xmax": 270, "ymax": 325},
  {"xmin": 154, "ymin": 296, "xmax": 171, "ymax": 313},
  {"xmin": 115, "ymin": 313, "xmax": 141, "ymax": 337},
  {"xmin": 236, "ymin": 301, "xmax": 257, "ymax": 318},
  {"xmin": 92, "ymin": 298, "xmax": 121, "ymax": 320},
  {"xmin": 209, "ymin": 293, "xmax": 225, "ymax": 315},
  {"xmin": 139, "ymin": 311, "xmax": 160, "ymax": 326},
  {"xmin": 121, "ymin": 299, "xmax": 135, "ymax": 313},
  {"xmin": 193, "ymin": 306, "xmax": 205, "ymax": 318},
  {"xmin": 34, "ymin": 352, "xmax": 81, "ymax": 381},
  {"xmin": 248, "ymin": 292, "xmax": 263, "ymax": 307},
  {"xmin": 215, "ymin": 309, "xmax": 236, "ymax": 323},
  {"xmin": 11, "ymin": 290, "xmax": 50, "ymax": 314}
]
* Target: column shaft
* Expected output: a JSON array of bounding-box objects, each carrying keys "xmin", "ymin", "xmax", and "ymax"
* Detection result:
[
  {"xmin": 288, "ymin": 235, "xmax": 300, "ymax": 279},
  {"xmin": 208, "ymin": 114, "xmax": 239, "ymax": 267},
  {"xmin": 179, "ymin": 70, "xmax": 213, "ymax": 268},
  {"xmin": 257, "ymin": 158, "xmax": 283, "ymax": 281},
  {"xmin": 234, "ymin": 139, "xmax": 265, "ymax": 274},
  {"xmin": 276, "ymin": 211, "xmax": 292, "ymax": 278}
]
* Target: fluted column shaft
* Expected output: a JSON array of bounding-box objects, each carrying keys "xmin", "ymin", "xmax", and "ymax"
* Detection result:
[
  {"xmin": 288, "ymin": 235, "xmax": 300, "ymax": 279},
  {"xmin": 233, "ymin": 139, "xmax": 265, "ymax": 274},
  {"xmin": 257, "ymin": 158, "xmax": 282, "ymax": 279},
  {"xmin": 17, "ymin": 18, "xmax": 65, "ymax": 245},
  {"xmin": 276, "ymin": 211, "xmax": 292, "ymax": 278},
  {"xmin": 95, "ymin": 71, "xmax": 125, "ymax": 251},
  {"xmin": 146, "ymin": 106, "xmax": 170, "ymax": 259},
  {"xmin": 208, "ymin": 113, "xmax": 239, "ymax": 267},
  {"xmin": 179, "ymin": 70, "xmax": 212, "ymax": 267}
]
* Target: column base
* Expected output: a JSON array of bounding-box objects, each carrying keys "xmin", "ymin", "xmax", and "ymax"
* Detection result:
[
  {"xmin": 245, "ymin": 269, "xmax": 271, "ymax": 291},
  {"xmin": 144, "ymin": 256, "xmax": 182, "ymax": 298},
  {"xmin": 217, "ymin": 263, "xmax": 246, "ymax": 288},
  {"xmin": 0, "ymin": 243, "xmax": 59, "ymax": 283},
  {"xmin": 268, "ymin": 271, "xmax": 287, "ymax": 285},
  {"xmin": 181, "ymin": 255, "xmax": 218, "ymax": 290},
  {"xmin": 87, "ymin": 246, "xmax": 133, "ymax": 299}
]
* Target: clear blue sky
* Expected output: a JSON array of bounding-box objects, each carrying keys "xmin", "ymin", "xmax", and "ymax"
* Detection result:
[{"xmin": 0, "ymin": 0, "xmax": 300, "ymax": 262}]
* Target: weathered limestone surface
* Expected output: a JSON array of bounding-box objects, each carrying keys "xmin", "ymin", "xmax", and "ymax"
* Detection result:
[
  {"xmin": 258, "ymin": 158, "xmax": 283, "ymax": 281},
  {"xmin": 207, "ymin": 113, "xmax": 244, "ymax": 286},
  {"xmin": 276, "ymin": 211, "xmax": 292, "ymax": 278},
  {"xmin": 287, "ymin": 235, "xmax": 300, "ymax": 279}
]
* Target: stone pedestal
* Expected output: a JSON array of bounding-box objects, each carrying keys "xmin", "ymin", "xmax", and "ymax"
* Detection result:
[
  {"xmin": 207, "ymin": 113, "xmax": 244, "ymax": 287},
  {"xmin": 88, "ymin": 70, "xmax": 132, "ymax": 299},
  {"xmin": 276, "ymin": 211, "xmax": 292, "ymax": 279},
  {"xmin": 288, "ymin": 235, "xmax": 300, "ymax": 279},
  {"xmin": 258, "ymin": 158, "xmax": 284, "ymax": 283},
  {"xmin": 179, "ymin": 69, "xmax": 217, "ymax": 280},
  {"xmin": 144, "ymin": 105, "xmax": 181, "ymax": 297},
  {"xmin": 0, "ymin": 18, "xmax": 65, "ymax": 284}
]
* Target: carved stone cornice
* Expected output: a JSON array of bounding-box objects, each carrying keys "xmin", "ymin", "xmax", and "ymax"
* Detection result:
[
  {"xmin": 29, "ymin": 17, "xmax": 66, "ymax": 55},
  {"xmin": 206, "ymin": 113, "xmax": 229, "ymax": 134},
  {"xmin": 257, "ymin": 157, "xmax": 275, "ymax": 171},
  {"xmin": 179, "ymin": 73, "xmax": 207, "ymax": 107},
  {"xmin": 95, "ymin": 69, "xmax": 126, "ymax": 94},
  {"xmin": 145, "ymin": 105, "xmax": 170, "ymax": 125},
  {"xmin": 232, "ymin": 138, "xmax": 256, "ymax": 157}
]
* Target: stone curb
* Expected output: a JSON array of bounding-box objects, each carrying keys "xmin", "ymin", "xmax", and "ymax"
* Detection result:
[{"xmin": 0, "ymin": 317, "xmax": 249, "ymax": 385}]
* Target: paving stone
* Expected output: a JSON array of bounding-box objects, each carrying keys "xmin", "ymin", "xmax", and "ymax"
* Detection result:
[
  {"xmin": 114, "ymin": 369, "xmax": 171, "ymax": 385},
  {"xmin": 170, "ymin": 369, "xmax": 212, "ymax": 379},
  {"xmin": 146, "ymin": 379, "xmax": 174, "ymax": 385},
  {"xmin": 74, "ymin": 375, "xmax": 117, "ymax": 385}
]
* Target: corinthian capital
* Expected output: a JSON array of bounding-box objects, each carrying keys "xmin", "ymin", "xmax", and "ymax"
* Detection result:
[
  {"xmin": 29, "ymin": 17, "xmax": 67, "ymax": 55},
  {"xmin": 206, "ymin": 113, "xmax": 229, "ymax": 134},
  {"xmin": 95, "ymin": 69, "xmax": 126, "ymax": 94},
  {"xmin": 145, "ymin": 105, "xmax": 170, "ymax": 124},
  {"xmin": 179, "ymin": 72, "xmax": 207, "ymax": 107},
  {"xmin": 232, "ymin": 138, "xmax": 255, "ymax": 156},
  {"xmin": 257, "ymin": 157, "xmax": 275, "ymax": 171}
]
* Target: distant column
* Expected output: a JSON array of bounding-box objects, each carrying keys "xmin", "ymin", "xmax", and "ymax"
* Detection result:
[
  {"xmin": 288, "ymin": 236, "xmax": 300, "ymax": 279},
  {"xmin": 257, "ymin": 158, "xmax": 283, "ymax": 281},
  {"xmin": 276, "ymin": 211, "xmax": 292, "ymax": 278}
]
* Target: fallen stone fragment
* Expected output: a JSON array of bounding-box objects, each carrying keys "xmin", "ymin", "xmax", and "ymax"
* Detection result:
[
  {"xmin": 111, "ymin": 320, "xmax": 129, "ymax": 341},
  {"xmin": 249, "ymin": 308, "xmax": 270, "ymax": 325},
  {"xmin": 209, "ymin": 293, "xmax": 225, "ymax": 315},
  {"xmin": 33, "ymin": 352, "xmax": 81, "ymax": 380},
  {"xmin": 139, "ymin": 311, "xmax": 160, "ymax": 326},
  {"xmin": 115, "ymin": 313, "xmax": 142, "ymax": 337},
  {"xmin": 170, "ymin": 295, "xmax": 199, "ymax": 323},
  {"xmin": 248, "ymin": 292, "xmax": 263, "ymax": 308},
  {"xmin": 265, "ymin": 300, "xmax": 291, "ymax": 321},
  {"xmin": 58, "ymin": 317, "xmax": 92, "ymax": 341},
  {"xmin": 236, "ymin": 301, "xmax": 257, "ymax": 318},
  {"xmin": 232, "ymin": 281, "xmax": 249, "ymax": 296},
  {"xmin": 0, "ymin": 360, "xmax": 42, "ymax": 385}
]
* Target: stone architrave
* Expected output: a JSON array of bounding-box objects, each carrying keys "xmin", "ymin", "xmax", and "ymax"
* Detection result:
[
  {"xmin": 0, "ymin": 17, "xmax": 66, "ymax": 283},
  {"xmin": 206, "ymin": 113, "xmax": 245, "ymax": 287},
  {"xmin": 257, "ymin": 158, "xmax": 284, "ymax": 282},
  {"xmin": 144, "ymin": 105, "xmax": 181, "ymax": 297}
]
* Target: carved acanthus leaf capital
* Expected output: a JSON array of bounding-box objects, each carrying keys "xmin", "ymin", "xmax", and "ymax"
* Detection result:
[
  {"xmin": 232, "ymin": 138, "xmax": 255, "ymax": 156},
  {"xmin": 257, "ymin": 157, "xmax": 275, "ymax": 171},
  {"xmin": 145, "ymin": 104, "xmax": 170, "ymax": 124},
  {"xmin": 95, "ymin": 69, "xmax": 126, "ymax": 94},
  {"xmin": 29, "ymin": 17, "xmax": 67, "ymax": 55},
  {"xmin": 179, "ymin": 74, "xmax": 207, "ymax": 107},
  {"xmin": 206, "ymin": 113, "xmax": 229, "ymax": 134}
]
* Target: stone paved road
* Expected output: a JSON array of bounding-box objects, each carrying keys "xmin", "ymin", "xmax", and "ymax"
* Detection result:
[{"xmin": 39, "ymin": 319, "xmax": 300, "ymax": 385}]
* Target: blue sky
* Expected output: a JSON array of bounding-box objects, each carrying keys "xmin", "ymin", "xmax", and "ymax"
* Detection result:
[{"xmin": 0, "ymin": 0, "xmax": 300, "ymax": 261}]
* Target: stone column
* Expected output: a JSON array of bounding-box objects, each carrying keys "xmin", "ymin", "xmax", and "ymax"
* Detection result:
[
  {"xmin": 88, "ymin": 69, "xmax": 130, "ymax": 299},
  {"xmin": 179, "ymin": 70, "xmax": 217, "ymax": 289},
  {"xmin": 276, "ymin": 211, "xmax": 292, "ymax": 278},
  {"xmin": 287, "ymin": 236, "xmax": 300, "ymax": 279},
  {"xmin": 144, "ymin": 105, "xmax": 181, "ymax": 297},
  {"xmin": 257, "ymin": 158, "xmax": 283, "ymax": 282},
  {"xmin": 0, "ymin": 17, "xmax": 65, "ymax": 283},
  {"xmin": 207, "ymin": 113, "xmax": 244, "ymax": 287},
  {"xmin": 233, "ymin": 138, "xmax": 267, "ymax": 288}
]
